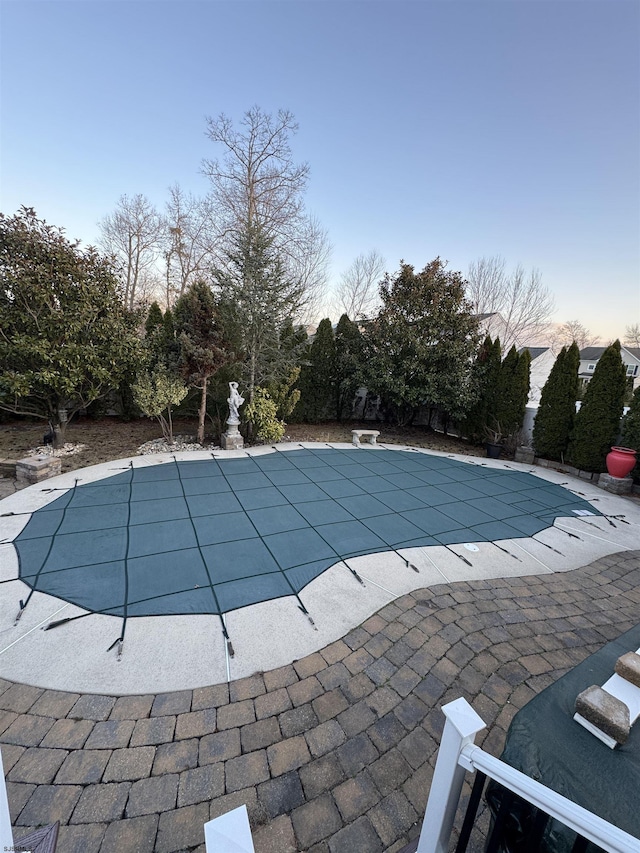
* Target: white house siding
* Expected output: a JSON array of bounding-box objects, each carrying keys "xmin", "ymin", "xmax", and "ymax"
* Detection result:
[{"xmin": 524, "ymin": 348, "xmax": 556, "ymax": 405}]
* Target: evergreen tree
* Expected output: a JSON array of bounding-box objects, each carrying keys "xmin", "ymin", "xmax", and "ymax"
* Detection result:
[
  {"xmin": 135, "ymin": 303, "xmax": 189, "ymax": 441},
  {"xmin": 568, "ymin": 340, "xmax": 627, "ymax": 472},
  {"xmin": 364, "ymin": 259, "xmax": 480, "ymax": 426},
  {"xmin": 145, "ymin": 301, "xmax": 164, "ymax": 337},
  {"xmin": 621, "ymin": 385, "xmax": 640, "ymax": 480},
  {"xmin": 460, "ymin": 335, "xmax": 502, "ymax": 442},
  {"xmin": 0, "ymin": 207, "xmax": 142, "ymax": 444},
  {"xmin": 621, "ymin": 385, "xmax": 640, "ymax": 451},
  {"xmin": 144, "ymin": 303, "xmax": 178, "ymax": 370},
  {"xmin": 265, "ymin": 319, "xmax": 307, "ymax": 421},
  {"xmin": 514, "ymin": 348, "xmax": 531, "ymax": 433},
  {"xmin": 296, "ymin": 318, "xmax": 336, "ymax": 422},
  {"xmin": 279, "ymin": 317, "xmax": 308, "ymax": 359},
  {"xmin": 214, "ymin": 226, "xmax": 305, "ymax": 404},
  {"xmin": 334, "ymin": 314, "xmax": 365, "ymax": 421},
  {"xmin": 174, "ymin": 281, "xmax": 229, "ymax": 444},
  {"xmin": 532, "ymin": 342, "xmax": 580, "ymax": 461},
  {"xmin": 494, "ymin": 345, "xmax": 530, "ymax": 439}
]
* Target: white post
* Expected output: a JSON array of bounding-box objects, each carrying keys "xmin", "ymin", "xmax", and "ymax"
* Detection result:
[
  {"xmin": 204, "ymin": 804, "xmax": 255, "ymax": 853},
  {"xmin": 416, "ymin": 697, "xmax": 486, "ymax": 853},
  {"xmin": 0, "ymin": 748, "xmax": 14, "ymax": 851}
]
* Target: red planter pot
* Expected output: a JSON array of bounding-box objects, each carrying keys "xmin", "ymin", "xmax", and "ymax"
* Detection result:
[{"xmin": 605, "ymin": 446, "xmax": 637, "ymax": 479}]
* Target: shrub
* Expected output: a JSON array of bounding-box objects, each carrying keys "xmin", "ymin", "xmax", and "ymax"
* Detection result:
[
  {"xmin": 244, "ymin": 388, "xmax": 285, "ymax": 443},
  {"xmin": 132, "ymin": 365, "xmax": 188, "ymax": 443}
]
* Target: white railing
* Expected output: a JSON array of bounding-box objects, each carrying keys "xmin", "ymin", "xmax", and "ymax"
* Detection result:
[{"xmin": 416, "ymin": 697, "xmax": 640, "ymax": 853}]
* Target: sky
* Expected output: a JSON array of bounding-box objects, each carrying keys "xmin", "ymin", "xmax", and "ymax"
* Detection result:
[{"xmin": 1, "ymin": 0, "xmax": 639, "ymax": 341}]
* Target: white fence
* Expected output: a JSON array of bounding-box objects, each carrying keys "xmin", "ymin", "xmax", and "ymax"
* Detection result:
[{"xmin": 416, "ymin": 697, "xmax": 640, "ymax": 853}]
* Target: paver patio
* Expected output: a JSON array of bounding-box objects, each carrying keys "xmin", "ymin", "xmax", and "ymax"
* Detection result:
[{"xmin": 2, "ymin": 548, "xmax": 639, "ymax": 852}]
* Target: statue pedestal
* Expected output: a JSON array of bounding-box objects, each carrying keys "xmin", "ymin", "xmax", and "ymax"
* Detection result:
[{"xmin": 221, "ymin": 420, "xmax": 244, "ymax": 451}]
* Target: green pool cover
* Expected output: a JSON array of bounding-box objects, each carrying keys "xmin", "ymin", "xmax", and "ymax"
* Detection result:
[{"xmin": 15, "ymin": 448, "xmax": 598, "ymax": 619}]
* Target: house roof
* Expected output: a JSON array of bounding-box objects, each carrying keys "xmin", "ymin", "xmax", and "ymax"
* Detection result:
[
  {"xmin": 579, "ymin": 346, "xmax": 640, "ymax": 362},
  {"xmin": 474, "ymin": 312, "xmax": 500, "ymax": 321},
  {"xmin": 518, "ymin": 346, "xmax": 549, "ymax": 361},
  {"xmin": 579, "ymin": 347, "xmax": 606, "ymax": 360}
]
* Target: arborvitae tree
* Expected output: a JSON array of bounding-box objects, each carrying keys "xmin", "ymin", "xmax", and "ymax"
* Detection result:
[
  {"xmin": 461, "ymin": 335, "xmax": 502, "ymax": 443},
  {"xmin": 135, "ymin": 303, "xmax": 190, "ymax": 442},
  {"xmin": 621, "ymin": 385, "xmax": 640, "ymax": 480},
  {"xmin": 174, "ymin": 281, "xmax": 229, "ymax": 444},
  {"xmin": 532, "ymin": 342, "xmax": 580, "ymax": 461},
  {"xmin": 263, "ymin": 318, "xmax": 307, "ymax": 422},
  {"xmin": 514, "ymin": 348, "xmax": 531, "ymax": 435},
  {"xmin": 145, "ymin": 301, "xmax": 164, "ymax": 337},
  {"xmin": 485, "ymin": 337, "xmax": 503, "ymax": 418},
  {"xmin": 621, "ymin": 386, "xmax": 640, "ymax": 451},
  {"xmin": 568, "ymin": 340, "xmax": 628, "ymax": 472},
  {"xmin": 279, "ymin": 317, "xmax": 308, "ymax": 359},
  {"xmin": 494, "ymin": 345, "xmax": 530, "ymax": 438},
  {"xmin": 334, "ymin": 313, "xmax": 365, "ymax": 421},
  {"xmin": 296, "ymin": 318, "xmax": 336, "ymax": 422}
]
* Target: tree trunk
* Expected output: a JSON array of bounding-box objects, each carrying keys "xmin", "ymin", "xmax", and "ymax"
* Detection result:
[
  {"xmin": 198, "ymin": 376, "xmax": 207, "ymax": 445},
  {"xmin": 53, "ymin": 407, "xmax": 69, "ymax": 449}
]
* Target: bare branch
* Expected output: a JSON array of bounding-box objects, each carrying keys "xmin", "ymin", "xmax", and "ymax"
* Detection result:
[
  {"xmin": 623, "ymin": 323, "xmax": 640, "ymax": 349},
  {"xmin": 467, "ymin": 256, "xmax": 555, "ymax": 349},
  {"xmin": 163, "ymin": 184, "xmax": 218, "ymax": 304},
  {"xmin": 549, "ymin": 319, "xmax": 600, "ymax": 353},
  {"xmin": 333, "ymin": 250, "xmax": 386, "ymax": 320},
  {"xmin": 201, "ymin": 106, "xmax": 328, "ymax": 320},
  {"xmin": 202, "ymin": 107, "xmax": 309, "ymax": 241},
  {"xmin": 98, "ymin": 194, "xmax": 164, "ymax": 310}
]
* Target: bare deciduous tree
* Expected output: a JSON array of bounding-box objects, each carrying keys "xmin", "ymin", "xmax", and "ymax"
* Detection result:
[
  {"xmin": 466, "ymin": 255, "xmax": 555, "ymax": 350},
  {"xmin": 334, "ymin": 250, "xmax": 386, "ymax": 320},
  {"xmin": 203, "ymin": 106, "xmax": 308, "ymax": 238},
  {"xmin": 163, "ymin": 184, "xmax": 216, "ymax": 305},
  {"xmin": 287, "ymin": 215, "xmax": 332, "ymax": 325},
  {"xmin": 549, "ymin": 319, "xmax": 600, "ymax": 353},
  {"xmin": 98, "ymin": 194, "xmax": 165, "ymax": 310},
  {"xmin": 623, "ymin": 323, "xmax": 640, "ymax": 348},
  {"xmin": 202, "ymin": 106, "xmax": 329, "ymax": 317}
]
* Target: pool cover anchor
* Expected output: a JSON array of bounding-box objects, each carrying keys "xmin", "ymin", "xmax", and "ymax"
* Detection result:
[
  {"xmin": 106, "ymin": 637, "xmax": 124, "ymax": 662},
  {"xmin": 107, "ymin": 620, "xmax": 127, "ymax": 661},
  {"xmin": 609, "ymin": 514, "xmax": 629, "ymax": 525},
  {"xmin": 403, "ymin": 557, "xmax": 420, "ymax": 573},
  {"xmin": 344, "ymin": 562, "xmax": 365, "ymax": 586},
  {"xmin": 219, "ymin": 616, "xmax": 235, "ymax": 657},
  {"xmin": 492, "ymin": 542, "xmax": 522, "ymax": 562},
  {"xmin": 555, "ymin": 526, "xmax": 581, "ymax": 540},
  {"xmin": 532, "ymin": 536, "xmax": 563, "ymax": 556},
  {"xmin": 446, "ymin": 545, "xmax": 473, "ymax": 567},
  {"xmin": 14, "ymin": 598, "xmax": 26, "ymax": 626},
  {"xmin": 297, "ymin": 598, "xmax": 317, "ymax": 630}
]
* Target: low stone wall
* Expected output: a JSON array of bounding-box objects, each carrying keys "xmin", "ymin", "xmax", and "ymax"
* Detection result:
[{"xmin": 15, "ymin": 455, "xmax": 61, "ymax": 489}]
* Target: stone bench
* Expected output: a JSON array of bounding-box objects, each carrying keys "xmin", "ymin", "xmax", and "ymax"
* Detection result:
[{"xmin": 351, "ymin": 429, "xmax": 380, "ymax": 447}]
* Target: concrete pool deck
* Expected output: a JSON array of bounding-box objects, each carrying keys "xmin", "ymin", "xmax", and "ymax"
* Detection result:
[
  {"xmin": 1, "ymin": 443, "xmax": 639, "ymax": 696},
  {"xmin": 1, "ymin": 444, "xmax": 640, "ymax": 851}
]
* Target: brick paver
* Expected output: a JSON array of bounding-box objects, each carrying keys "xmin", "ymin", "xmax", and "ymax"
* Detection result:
[{"xmin": 1, "ymin": 549, "xmax": 639, "ymax": 851}]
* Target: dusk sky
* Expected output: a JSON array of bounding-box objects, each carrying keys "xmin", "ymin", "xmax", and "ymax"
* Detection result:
[{"xmin": 1, "ymin": 0, "xmax": 638, "ymax": 340}]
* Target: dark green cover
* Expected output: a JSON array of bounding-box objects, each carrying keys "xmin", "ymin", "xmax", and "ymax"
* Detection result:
[
  {"xmin": 495, "ymin": 622, "xmax": 640, "ymax": 851},
  {"xmin": 15, "ymin": 448, "xmax": 599, "ymax": 619}
]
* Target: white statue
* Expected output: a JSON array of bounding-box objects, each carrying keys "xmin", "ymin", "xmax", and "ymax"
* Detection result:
[{"xmin": 227, "ymin": 382, "xmax": 245, "ymax": 424}]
